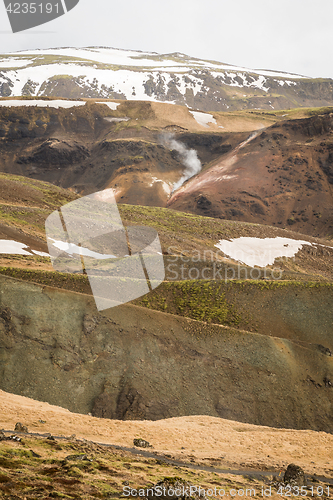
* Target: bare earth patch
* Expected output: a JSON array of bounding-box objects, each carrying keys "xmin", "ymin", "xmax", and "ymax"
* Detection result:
[{"xmin": 0, "ymin": 390, "xmax": 332, "ymax": 480}]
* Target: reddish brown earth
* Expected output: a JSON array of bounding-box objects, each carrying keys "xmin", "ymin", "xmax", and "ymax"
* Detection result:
[
  {"xmin": 168, "ymin": 113, "xmax": 333, "ymax": 239},
  {"xmin": 0, "ymin": 100, "xmax": 333, "ymax": 239}
]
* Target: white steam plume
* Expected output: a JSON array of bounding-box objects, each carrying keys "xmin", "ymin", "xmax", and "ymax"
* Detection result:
[{"xmin": 162, "ymin": 133, "xmax": 202, "ymax": 192}]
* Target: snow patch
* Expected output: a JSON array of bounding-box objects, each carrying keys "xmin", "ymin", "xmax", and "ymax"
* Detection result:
[
  {"xmin": 216, "ymin": 174, "xmax": 237, "ymax": 181},
  {"xmin": 0, "ymin": 239, "xmax": 50, "ymax": 256},
  {"xmin": 190, "ymin": 111, "xmax": 217, "ymax": 127},
  {"xmin": 9, "ymin": 47, "xmax": 307, "ymax": 78},
  {"xmin": 49, "ymin": 239, "xmax": 119, "ymax": 260},
  {"xmin": 0, "ymin": 58, "xmax": 31, "ymax": 68},
  {"xmin": 0, "ymin": 47, "xmax": 307, "ymax": 105},
  {"xmin": 96, "ymin": 101, "xmax": 120, "ymax": 110},
  {"xmin": 214, "ymin": 237, "xmax": 313, "ymax": 268},
  {"xmin": 104, "ymin": 117, "xmax": 129, "ymax": 123},
  {"xmin": 0, "ymin": 99, "xmax": 85, "ymax": 108},
  {"xmin": 212, "ymin": 71, "xmax": 269, "ymax": 92},
  {"xmin": 13, "ymin": 47, "xmax": 188, "ymax": 69},
  {"xmin": 0, "ymin": 240, "xmax": 32, "ymax": 255},
  {"xmin": 31, "ymin": 250, "xmax": 50, "ymax": 257}
]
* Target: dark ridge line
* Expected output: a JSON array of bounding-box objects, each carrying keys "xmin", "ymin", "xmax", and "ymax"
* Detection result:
[{"xmin": 2, "ymin": 430, "xmax": 333, "ymax": 484}]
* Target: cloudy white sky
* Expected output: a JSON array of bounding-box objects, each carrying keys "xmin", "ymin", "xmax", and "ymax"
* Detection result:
[{"xmin": 0, "ymin": 0, "xmax": 332, "ymax": 79}]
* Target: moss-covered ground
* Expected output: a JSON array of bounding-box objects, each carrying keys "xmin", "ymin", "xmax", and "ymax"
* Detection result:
[{"xmin": 0, "ymin": 434, "xmax": 278, "ymax": 499}]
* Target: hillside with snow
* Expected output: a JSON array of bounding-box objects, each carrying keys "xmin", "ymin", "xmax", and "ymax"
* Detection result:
[{"xmin": 1, "ymin": 47, "xmax": 333, "ymax": 111}]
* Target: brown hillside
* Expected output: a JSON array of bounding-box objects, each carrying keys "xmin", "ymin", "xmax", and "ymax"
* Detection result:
[
  {"xmin": 1, "ymin": 100, "xmax": 333, "ymax": 237},
  {"xmin": 168, "ymin": 112, "xmax": 333, "ymax": 239}
]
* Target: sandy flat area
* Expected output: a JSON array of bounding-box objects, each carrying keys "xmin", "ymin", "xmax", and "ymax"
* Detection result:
[{"xmin": 0, "ymin": 389, "xmax": 332, "ymax": 478}]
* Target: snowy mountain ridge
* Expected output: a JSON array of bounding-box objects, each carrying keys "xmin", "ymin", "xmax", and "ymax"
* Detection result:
[{"xmin": 0, "ymin": 46, "xmax": 332, "ymax": 111}]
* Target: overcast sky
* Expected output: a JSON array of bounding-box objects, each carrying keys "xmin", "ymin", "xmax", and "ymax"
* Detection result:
[{"xmin": 0, "ymin": 0, "xmax": 332, "ymax": 79}]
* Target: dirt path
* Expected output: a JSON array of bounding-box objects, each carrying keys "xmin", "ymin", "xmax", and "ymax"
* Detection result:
[{"xmin": 2, "ymin": 429, "xmax": 333, "ymax": 486}]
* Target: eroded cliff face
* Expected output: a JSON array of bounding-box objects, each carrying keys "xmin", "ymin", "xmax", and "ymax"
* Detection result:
[{"xmin": 0, "ymin": 274, "xmax": 332, "ymax": 431}]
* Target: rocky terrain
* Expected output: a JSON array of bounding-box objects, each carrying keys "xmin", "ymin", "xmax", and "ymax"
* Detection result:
[
  {"xmin": 168, "ymin": 111, "xmax": 333, "ymax": 238},
  {"xmin": 0, "ymin": 96, "xmax": 331, "ymax": 492},
  {"xmin": 1, "ymin": 47, "xmax": 333, "ymax": 111},
  {"xmin": 0, "ymin": 174, "xmax": 332, "ymax": 433},
  {"xmin": 0, "ymin": 390, "xmax": 332, "ymax": 499},
  {"xmin": 0, "ymin": 100, "xmax": 333, "ymax": 238},
  {"xmin": 0, "ymin": 273, "xmax": 332, "ymax": 432},
  {"xmin": 0, "ymin": 49, "xmax": 332, "ymax": 499}
]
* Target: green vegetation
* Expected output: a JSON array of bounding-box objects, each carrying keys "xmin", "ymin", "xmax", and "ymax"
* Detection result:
[
  {"xmin": 226, "ymin": 105, "xmax": 333, "ymax": 124},
  {"xmin": 135, "ymin": 279, "xmax": 333, "ymax": 327},
  {"xmin": 0, "ymin": 434, "xmax": 269, "ymax": 499},
  {"xmin": 137, "ymin": 280, "xmax": 242, "ymax": 325},
  {"xmin": 0, "ymin": 206, "xmax": 48, "ymax": 232},
  {"xmin": 0, "ymin": 173, "xmax": 78, "ymax": 235},
  {"xmin": 0, "ymin": 267, "xmax": 91, "ymax": 295},
  {"xmin": 119, "ymin": 203, "xmax": 254, "ymax": 242},
  {"xmin": 47, "ymin": 74, "xmax": 74, "ymax": 81},
  {"xmin": 1, "ymin": 263, "xmax": 329, "ymax": 330}
]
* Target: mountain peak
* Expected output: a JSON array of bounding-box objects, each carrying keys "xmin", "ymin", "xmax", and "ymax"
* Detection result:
[{"xmin": 0, "ymin": 46, "xmax": 331, "ymax": 111}]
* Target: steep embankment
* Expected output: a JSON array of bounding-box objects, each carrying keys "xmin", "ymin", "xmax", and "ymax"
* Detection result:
[{"xmin": 0, "ymin": 275, "xmax": 332, "ymax": 432}]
